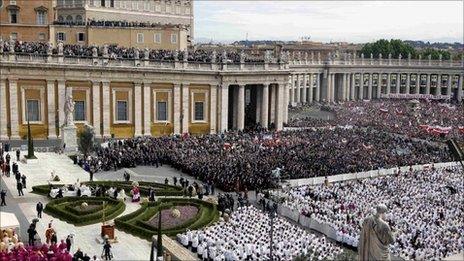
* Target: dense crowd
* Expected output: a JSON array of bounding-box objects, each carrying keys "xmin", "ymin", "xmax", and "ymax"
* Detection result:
[
  {"xmin": 287, "ymin": 100, "xmax": 464, "ymax": 143},
  {"xmin": 0, "ymin": 40, "xmax": 266, "ymax": 63},
  {"xmin": 82, "ymin": 128, "xmax": 450, "ymax": 191},
  {"xmin": 53, "ymin": 19, "xmax": 184, "ymax": 29},
  {"xmin": 271, "ymin": 166, "xmax": 463, "ymax": 260},
  {"xmin": 177, "ymin": 206, "xmax": 343, "ymax": 260}
]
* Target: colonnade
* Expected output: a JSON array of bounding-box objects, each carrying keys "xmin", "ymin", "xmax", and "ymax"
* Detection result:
[{"xmin": 289, "ymin": 72, "xmax": 464, "ymax": 104}]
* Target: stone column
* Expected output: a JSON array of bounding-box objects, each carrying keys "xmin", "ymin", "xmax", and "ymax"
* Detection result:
[
  {"xmin": 359, "ymin": 73, "xmax": 364, "ymax": 100},
  {"xmin": 426, "ymin": 74, "xmax": 431, "ymax": 95},
  {"xmin": 446, "ymin": 75, "xmax": 452, "ymax": 96},
  {"xmin": 376, "ymin": 73, "xmax": 382, "ymax": 98},
  {"xmin": 367, "ymin": 73, "xmax": 373, "ymax": 100},
  {"xmin": 350, "ymin": 73, "xmax": 355, "ymax": 100},
  {"xmin": 415, "ymin": 74, "xmax": 421, "ymax": 94},
  {"xmin": 341, "ymin": 73, "xmax": 347, "ymax": 101},
  {"xmin": 9, "ymin": 79, "xmax": 20, "ymax": 139},
  {"xmin": 256, "ymin": 88, "xmax": 262, "ymax": 124},
  {"xmin": 396, "ymin": 73, "xmax": 401, "ymax": 94},
  {"xmin": 295, "ymin": 74, "xmax": 301, "ymax": 104},
  {"xmin": 458, "ymin": 74, "xmax": 463, "ymax": 101},
  {"xmin": 283, "ymin": 83, "xmax": 288, "ymax": 123},
  {"xmin": 405, "ymin": 73, "xmax": 411, "ymax": 94},
  {"xmin": 261, "ymin": 84, "xmax": 269, "ymax": 129},
  {"xmin": 0, "ymin": 79, "xmax": 8, "ymax": 139},
  {"xmin": 173, "ymin": 84, "xmax": 181, "ymax": 134},
  {"xmin": 237, "ymin": 84, "xmax": 245, "ymax": 130},
  {"xmin": 102, "ymin": 81, "xmax": 111, "ymax": 138},
  {"xmin": 210, "ymin": 84, "xmax": 217, "ymax": 134},
  {"xmin": 91, "ymin": 81, "xmax": 101, "ymax": 138},
  {"xmin": 57, "ymin": 80, "xmax": 66, "ymax": 137},
  {"xmin": 386, "ymin": 73, "xmax": 391, "ymax": 95},
  {"xmin": 276, "ymin": 84, "xmax": 284, "ymax": 130},
  {"xmin": 182, "ymin": 83, "xmax": 189, "ymax": 134},
  {"xmin": 315, "ymin": 74, "xmax": 321, "ymax": 102},
  {"xmin": 134, "ymin": 82, "xmax": 143, "ymax": 136},
  {"xmin": 47, "ymin": 80, "xmax": 57, "ymax": 139},
  {"xmin": 289, "ymin": 85, "xmax": 294, "ymax": 106},
  {"xmin": 308, "ymin": 74, "xmax": 313, "ymax": 103},
  {"xmin": 436, "ymin": 74, "xmax": 441, "ymax": 95},
  {"xmin": 302, "ymin": 74, "xmax": 307, "ymax": 104},
  {"xmin": 143, "ymin": 82, "xmax": 151, "ymax": 136},
  {"xmin": 220, "ymin": 84, "xmax": 229, "ymax": 132},
  {"xmin": 270, "ymin": 85, "xmax": 276, "ymax": 123}
]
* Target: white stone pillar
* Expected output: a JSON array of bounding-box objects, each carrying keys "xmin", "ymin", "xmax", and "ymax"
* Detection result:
[
  {"xmin": 270, "ymin": 85, "xmax": 276, "ymax": 123},
  {"xmin": 415, "ymin": 74, "xmax": 420, "ymax": 94},
  {"xmin": 210, "ymin": 84, "xmax": 217, "ymax": 134},
  {"xmin": 256, "ymin": 88, "xmax": 262, "ymax": 124},
  {"xmin": 376, "ymin": 73, "xmax": 382, "ymax": 98},
  {"xmin": 57, "ymin": 80, "xmax": 66, "ymax": 137},
  {"xmin": 308, "ymin": 74, "xmax": 313, "ymax": 103},
  {"xmin": 0, "ymin": 79, "xmax": 8, "ymax": 139},
  {"xmin": 405, "ymin": 74, "xmax": 411, "ymax": 94},
  {"xmin": 220, "ymin": 84, "xmax": 228, "ymax": 132},
  {"xmin": 237, "ymin": 84, "xmax": 245, "ymax": 130},
  {"xmin": 295, "ymin": 74, "xmax": 301, "ymax": 104},
  {"xmin": 446, "ymin": 75, "xmax": 452, "ymax": 96},
  {"xmin": 436, "ymin": 74, "xmax": 441, "ymax": 96},
  {"xmin": 91, "ymin": 81, "xmax": 101, "ymax": 138},
  {"xmin": 458, "ymin": 74, "xmax": 463, "ymax": 101},
  {"xmin": 102, "ymin": 81, "xmax": 111, "ymax": 138},
  {"xmin": 302, "ymin": 74, "xmax": 307, "ymax": 104},
  {"xmin": 359, "ymin": 73, "xmax": 364, "ymax": 100},
  {"xmin": 386, "ymin": 74, "xmax": 391, "ymax": 95},
  {"xmin": 143, "ymin": 82, "xmax": 151, "ymax": 136},
  {"xmin": 350, "ymin": 73, "xmax": 355, "ymax": 100},
  {"xmin": 9, "ymin": 79, "xmax": 20, "ymax": 139},
  {"xmin": 276, "ymin": 84, "xmax": 284, "ymax": 130},
  {"xmin": 181, "ymin": 83, "xmax": 189, "ymax": 134},
  {"xmin": 289, "ymin": 86, "xmax": 294, "ymax": 105},
  {"xmin": 341, "ymin": 73, "xmax": 347, "ymax": 101},
  {"xmin": 283, "ymin": 83, "xmax": 288, "ymax": 123},
  {"xmin": 173, "ymin": 84, "xmax": 181, "ymax": 134},
  {"xmin": 134, "ymin": 82, "xmax": 143, "ymax": 136},
  {"xmin": 47, "ymin": 80, "xmax": 57, "ymax": 139},
  {"xmin": 315, "ymin": 74, "xmax": 321, "ymax": 102},
  {"xmin": 261, "ymin": 84, "xmax": 269, "ymax": 129},
  {"xmin": 396, "ymin": 73, "xmax": 401, "ymax": 94},
  {"xmin": 426, "ymin": 74, "xmax": 431, "ymax": 95},
  {"xmin": 367, "ymin": 73, "xmax": 373, "ymax": 100}
]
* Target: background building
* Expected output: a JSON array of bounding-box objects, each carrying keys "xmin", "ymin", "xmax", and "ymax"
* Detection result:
[{"xmin": 0, "ymin": 0, "xmax": 55, "ymax": 42}]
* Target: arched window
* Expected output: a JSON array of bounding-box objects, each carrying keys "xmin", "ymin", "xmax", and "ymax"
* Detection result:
[
  {"xmin": 58, "ymin": 15, "xmax": 64, "ymax": 22},
  {"xmin": 75, "ymin": 15, "xmax": 82, "ymax": 22},
  {"xmin": 66, "ymin": 15, "xmax": 73, "ymax": 22}
]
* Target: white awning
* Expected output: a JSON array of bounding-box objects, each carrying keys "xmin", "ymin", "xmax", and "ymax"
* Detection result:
[{"xmin": 0, "ymin": 212, "xmax": 20, "ymax": 230}]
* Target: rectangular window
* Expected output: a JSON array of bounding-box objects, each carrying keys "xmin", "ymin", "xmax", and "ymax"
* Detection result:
[
  {"xmin": 10, "ymin": 32, "xmax": 18, "ymax": 40},
  {"xmin": 175, "ymin": 5, "xmax": 180, "ymax": 14},
  {"xmin": 170, "ymin": 34, "xmax": 177, "ymax": 44},
  {"xmin": 185, "ymin": 7, "xmax": 190, "ymax": 15},
  {"xmin": 10, "ymin": 10, "xmax": 18, "ymax": 23},
  {"xmin": 110, "ymin": 0, "xmax": 114, "ymax": 7},
  {"xmin": 154, "ymin": 33, "xmax": 161, "ymax": 43},
  {"xmin": 117, "ymin": 101, "xmax": 128, "ymax": 121},
  {"xmin": 37, "ymin": 11, "xmax": 46, "ymax": 25},
  {"xmin": 156, "ymin": 101, "xmax": 167, "ymax": 121},
  {"xmin": 57, "ymin": 32, "xmax": 66, "ymax": 41},
  {"xmin": 26, "ymin": 100, "xmax": 40, "ymax": 122},
  {"xmin": 38, "ymin": 33, "xmax": 46, "ymax": 41},
  {"xmin": 74, "ymin": 101, "xmax": 86, "ymax": 121},
  {"xmin": 89, "ymin": 0, "xmax": 94, "ymax": 6},
  {"xmin": 101, "ymin": 0, "xmax": 105, "ymax": 7},
  {"xmin": 155, "ymin": 4, "xmax": 160, "ymax": 12},
  {"xmin": 166, "ymin": 5, "xmax": 171, "ymax": 13},
  {"xmin": 194, "ymin": 102, "xmax": 204, "ymax": 121},
  {"xmin": 77, "ymin": 32, "xmax": 85, "ymax": 42},
  {"xmin": 137, "ymin": 33, "xmax": 144, "ymax": 43},
  {"xmin": 10, "ymin": 0, "xmax": 17, "ymax": 5}
]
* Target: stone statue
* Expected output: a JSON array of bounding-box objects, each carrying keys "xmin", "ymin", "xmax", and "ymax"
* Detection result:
[
  {"xmin": 0, "ymin": 39, "xmax": 4, "ymax": 55},
  {"xmin": 183, "ymin": 49, "xmax": 188, "ymax": 62},
  {"xmin": 398, "ymin": 53, "xmax": 402, "ymax": 60},
  {"xmin": 174, "ymin": 49, "xmax": 179, "ymax": 61},
  {"xmin": 388, "ymin": 53, "xmax": 392, "ymax": 60},
  {"xmin": 361, "ymin": 53, "xmax": 364, "ymax": 59},
  {"xmin": 92, "ymin": 46, "xmax": 98, "ymax": 57},
  {"xmin": 379, "ymin": 53, "xmax": 382, "ymax": 59},
  {"xmin": 240, "ymin": 50, "xmax": 245, "ymax": 63},
  {"xmin": 358, "ymin": 204, "xmax": 395, "ymax": 261},
  {"xmin": 47, "ymin": 42, "xmax": 53, "ymax": 55},
  {"xmin": 57, "ymin": 42, "xmax": 64, "ymax": 55},
  {"xmin": 103, "ymin": 45, "xmax": 109, "ymax": 57},
  {"xmin": 64, "ymin": 94, "xmax": 75, "ymax": 126},
  {"xmin": 222, "ymin": 50, "xmax": 227, "ymax": 63},
  {"xmin": 144, "ymin": 48, "xmax": 149, "ymax": 60},
  {"xmin": 211, "ymin": 50, "xmax": 217, "ymax": 63},
  {"xmin": 370, "ymin": 53, "xmax": 373, "ymax": 59},
  {"xmin": 134, "ymin": 48, "xmax": 140, "ymax": 59},
  {"xmin": 264, "ymin": 50, "xmax": 271, "ymax": 63}
]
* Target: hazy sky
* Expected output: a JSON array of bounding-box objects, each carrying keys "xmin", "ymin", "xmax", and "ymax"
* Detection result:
[{"xmin": 194, "ymin": 1, "xmax": 464, "ymax": 43}]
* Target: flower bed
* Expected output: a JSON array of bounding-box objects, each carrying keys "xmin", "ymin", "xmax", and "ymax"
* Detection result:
[
  {"xmin": 44, "ymin": 197, "xmax": 125, "ymax": 226},
  {"xmin": 115, "ymin": 198, "xmax": 219, "ymax": 240}
]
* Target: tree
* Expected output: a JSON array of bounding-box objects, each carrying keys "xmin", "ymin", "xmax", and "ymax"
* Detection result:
[
  {"xmin": 419, "ymin": 48, "xmax": 451, "ymax": 60},
  {"xmin": 360, "ymin": 39, "xmax": 417, "ymax": 59},
  {"xmin": 78, "ymin": 124, "xmax": 95, "ymax": 156}
]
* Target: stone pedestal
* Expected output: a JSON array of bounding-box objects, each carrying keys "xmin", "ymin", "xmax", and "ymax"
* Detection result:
[{"xmin": 61, "ymin": 125, "xmax": 78, "ymax": 154}]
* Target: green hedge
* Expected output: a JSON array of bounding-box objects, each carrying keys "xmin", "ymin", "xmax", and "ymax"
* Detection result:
[
  {"xmin": 115, "ymin": 198, "xmax": 219, "ymax": 240},
  {"xmin": 32, "ymin": 180, "xmax": 183, "ymax": 198},
  {"xmin": 44, "ymin": 197, "xmax": 126, "ymax": 226}
]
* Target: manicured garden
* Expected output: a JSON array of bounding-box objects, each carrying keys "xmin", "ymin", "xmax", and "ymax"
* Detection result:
[
  {"xmin": 32, "ymin": 180, "xmax": 184, "ymax": 197},
  {"xmin": 43, "ymin": 197, "xmax": 126, "ymax": 226},
  {"xmin": 115, "ymin": 198, "xmax": 220, "ymax": 240}
]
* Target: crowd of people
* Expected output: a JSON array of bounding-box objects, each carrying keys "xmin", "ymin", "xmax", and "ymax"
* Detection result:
[
  {"xmin": 287, "ymin": 100, "xmax": 464, "ymax": 143},
  {"xmin": 0, "ymin": 40, "xmax": 266, "ymax": 63},
  {"xmin": 81, "ymin": 128, "xmax": 450, "ymax": 191},
  {"xmin": 53, "ymin": 19, "xmax": 184, "ymax": 29},
  {"xmin": 271, "ymin": 166, "xmax": 463, "ymax": 260},
  {"xmin": 177, "ymin": 205, "xmax": 343, "ymax": 260}
]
